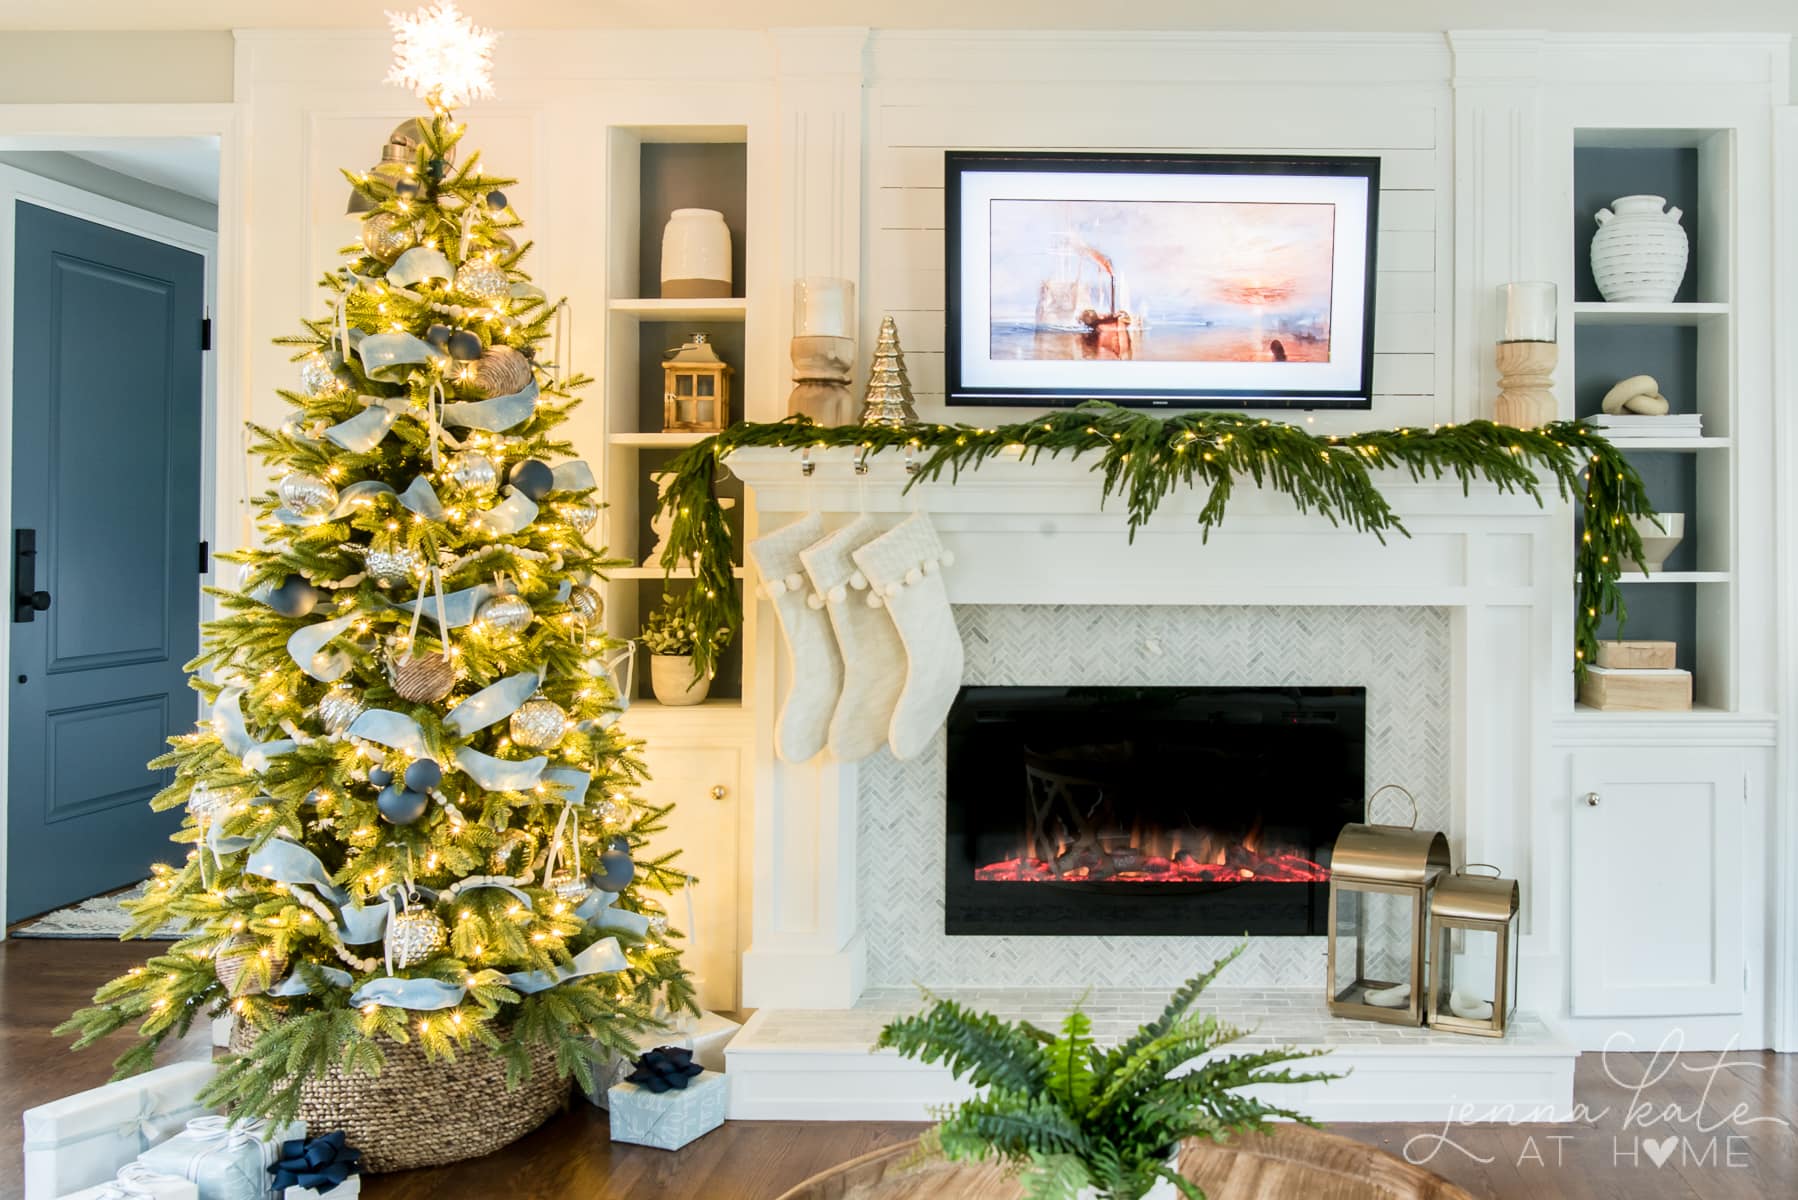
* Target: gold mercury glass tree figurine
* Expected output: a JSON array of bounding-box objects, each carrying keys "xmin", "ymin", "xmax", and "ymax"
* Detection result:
[{"xmin": 859, "ymin": 314, "xmax": 920, "ymax": 428}]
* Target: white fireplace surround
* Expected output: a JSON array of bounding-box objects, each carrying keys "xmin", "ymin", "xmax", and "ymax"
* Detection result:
[{"xmin": 725, "ymin": 446, "xmax": 1564, "ymax": 1013}]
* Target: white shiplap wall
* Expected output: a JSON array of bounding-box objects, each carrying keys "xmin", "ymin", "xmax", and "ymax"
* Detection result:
[{"xmin": 861, "ymin": 35, "xmax": 1454, "ymax": 434}]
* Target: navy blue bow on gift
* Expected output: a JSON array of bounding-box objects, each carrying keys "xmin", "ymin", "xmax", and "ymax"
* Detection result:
[
  {"xmin": 626, "ymin": 1045, "xmax": 705, "ymax": 1093},
  {"xmin": 271, "ymin": 1130, "xmax": 361, "ymax": 1192}
]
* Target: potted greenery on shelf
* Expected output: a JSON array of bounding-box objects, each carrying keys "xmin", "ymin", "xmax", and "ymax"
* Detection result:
[
  {"xmin": 642, "ymin": 594, "xmax": 729, "ymax": 706},
  {"xmin": 874, "ymin": 944, "xmax": 1336, "ymax": 1200}
]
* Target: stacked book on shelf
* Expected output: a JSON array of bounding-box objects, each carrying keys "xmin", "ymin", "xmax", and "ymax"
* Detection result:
[
  {"xmin": 1588, "ymin": 412, "xmax": 1702, "ymax": 440},
  {"xmin": 1579, "ymin": 640, "xmax": 1692, "ymax": 711}
]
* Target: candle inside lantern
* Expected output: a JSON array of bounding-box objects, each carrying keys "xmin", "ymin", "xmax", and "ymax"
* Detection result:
[
  {"xmin": 1499, "ymin": 281, "xmax": 1557, "ymax": 343},
  {"xmin": 793, "ymin": 277, "xmax": 855, "ymax": 339}
]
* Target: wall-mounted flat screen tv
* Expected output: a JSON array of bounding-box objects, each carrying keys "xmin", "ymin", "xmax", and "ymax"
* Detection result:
[{"xmin": 945, "ymin": 151, "xmax": 1380, "ymax": 410}]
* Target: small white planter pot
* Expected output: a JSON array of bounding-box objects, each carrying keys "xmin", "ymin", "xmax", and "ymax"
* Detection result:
[
  {"xmin": 1590, "ymin": 195, "xmax": 1689, "ymax": 304},
  {"xmin": 1622, "ymin": 511, "xmax": 1685, "ymax": 574},
  {"xmin": 650, "ymin": 654, "xmax": 712, "ymax": 706},
  {"xmin": 1071, "ymin": 1152, "xmax": 1182, "ymax": 1200}
]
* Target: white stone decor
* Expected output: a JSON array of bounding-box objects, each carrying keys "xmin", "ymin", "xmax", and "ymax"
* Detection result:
[{"xmin": 859, "ymin": 603, "xmax": 1450, "ymax": 990}]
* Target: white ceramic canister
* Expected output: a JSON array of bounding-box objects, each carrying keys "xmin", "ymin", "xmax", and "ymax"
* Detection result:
[
  {"xmin": 1589, "ymin": 195, "xmax": 1689, "ymax": 304},
  {"xmin": 661, "ymin": 208, "xmax": 733, "ymax": 300}
]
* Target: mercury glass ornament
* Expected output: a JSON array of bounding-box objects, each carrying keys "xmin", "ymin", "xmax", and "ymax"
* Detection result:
[
  {"xmin": 360, "ymin": 212, "xmax": 415, "ymax": 262},
  {"xmin": 317, "ymin": 682, "xmax": 366, "ymax": 734},
  {"xmin": 279, "ymin": 471, "xmax": 339, "ymax": 518},
  {"xmin": 596, "ymin": 797, "xmax": 630, "ymax": 830},
  {"xmin": 489, "ymin": 829, "xmax": 540, "ymax": 875},
  {"xmin": 509, "ymin": 693, "xmax": 570, "ymax": 750},
  {"xmin": 562, "ymin": 499, "xmax": 600, "ymax": 534},
  {"xmin": 548, "ymin": 870, "xmax": 590, "ymax": 903},
  {"xmin": 364, "ymin": 543, "xmax": 423, "ymax": 587},
  {"xmin": 454, "ymin": 259, "xmax": 510, "ymax": 304},
  {"xmin": 567, "ymin": 584, "xmax": 603, "ymax": 627},
  {"xmin": 648, "ymin": 914, "xmax": 670, "ymax": 938},
  {"xmin": 299, "ymin": 353, "xmax": 340, "ymax": 396},
  {"xmin": 385, "ymin": 901, "xmax": 448, "ymax": 969},
  {"xmin": 469, "ymin": 345, "xmax": 533, "ymax": 398},
  {"xmin": 445, "ymin": 450, "xmax": 499, "ymax": 496},
  {"xmin": 187, "ymin": 782, "xmax": 230, "ymax": 824},
  {"xmin": 476, "ymin": 592, "xmax": 532, "ymax": 636},
  {"xmin": 389, "ymin": 653, "xmax": 458, "ymax": 703}
]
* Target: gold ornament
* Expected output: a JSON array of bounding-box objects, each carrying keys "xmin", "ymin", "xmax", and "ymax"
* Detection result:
[
  {"xmin": 454, "ymin": 259, "xmax": 510, "ymax": 304},
  {"xmin": 469, "ymin": 345, "xmax": 533, "ymax": 398},
  {"xmin": 567, "ymin": 584, "xmax": 602, "ymax": 627},
  {"xmin": 389, "ymin": 652, "xmax": 458, "ymax": 703},
  {"xmin": 361, "ymin": 212, "xmax": 415, "ymax": 262},
  {"xmin": 278, "ymin": 471, "xmax": 338, "ymax": 518},
  {"xmin": 445, "ymin": 450, "xmax": 499, "ymax": 496},
  {"xmin": 386, "ymin": 900, "xmax": 448, "ymax": 969},
  {"xmin": 509, "ymin": 693, "xmax": 570, "ymax": 750},
  {"xmin": 317, "ymin": 682, "xmax": 366, "ymax": 734}
]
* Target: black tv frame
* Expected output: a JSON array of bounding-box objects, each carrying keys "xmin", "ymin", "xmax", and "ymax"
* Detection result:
[{"xmin": 944, "ymin": 150, "xmax": 1382, "ymax": 411}]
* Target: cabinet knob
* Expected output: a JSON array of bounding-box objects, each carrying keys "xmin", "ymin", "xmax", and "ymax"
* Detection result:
[
  {"xmin": 1583, "ymin": 791, "xmax": 1601, "ymax": 808},
  {"xmin": 711, "ymin": 785, "xmax": 728, "ymax": 801}
]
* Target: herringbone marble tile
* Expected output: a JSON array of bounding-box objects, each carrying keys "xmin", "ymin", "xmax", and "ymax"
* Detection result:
[{"xmin": 860, "ymin": 604, "xmax": 1451, "ymax": 989}]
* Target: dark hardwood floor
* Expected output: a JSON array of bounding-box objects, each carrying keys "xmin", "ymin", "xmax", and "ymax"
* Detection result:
[{"xmin": 5, "ymin": 937, "xmax": 1793, "ymax": 1199}]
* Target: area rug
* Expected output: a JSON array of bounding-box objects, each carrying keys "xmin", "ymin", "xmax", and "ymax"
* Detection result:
[{"xmin": 11, "ymin": 883, "xmax": 184, "ymax": 940}]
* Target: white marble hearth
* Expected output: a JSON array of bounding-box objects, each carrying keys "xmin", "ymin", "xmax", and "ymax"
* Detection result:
[{"xmin": 725, "ymin": 988, "xmax": 1577, "ymax": 1123}]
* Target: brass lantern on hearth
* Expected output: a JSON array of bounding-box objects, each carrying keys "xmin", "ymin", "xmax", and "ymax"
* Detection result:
[
  {"xmin": 1326, "ymin": 784, "xmax": 1451, "ymax": 1027},
  {"xmin": 1426, "ymin": 865, "xmax": 1521, "ymax": 1038},
  {"xmin": 661, "ymin": 333, "xmax": 733, "ymax": 433}
]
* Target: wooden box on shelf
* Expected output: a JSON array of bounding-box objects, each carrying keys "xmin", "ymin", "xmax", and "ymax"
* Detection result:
[
  {"xmin": 1578, "ymin": 665, "xmax": 1692, "ymax": 712},
  {"xmin": 1595, "ymin": 640, "xmax": 1677, "ymax": 670}
]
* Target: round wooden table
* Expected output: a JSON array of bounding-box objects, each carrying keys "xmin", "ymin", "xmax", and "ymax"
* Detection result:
[{"xmin": 774, "ymin": 1125, "xmax": 1474, "ymax": 1200}]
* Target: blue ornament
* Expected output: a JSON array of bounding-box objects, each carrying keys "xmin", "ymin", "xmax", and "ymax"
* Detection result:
[
  {"xmin": 377, "ymin": 784, "xmax": 428, "ymax": 825},
  {"xmin": 485, "ymin": 189, "xmax": 508, "ymax": 210},
  {"xmin": 447, "ymin": 330, "xmax": 483, "ymax": 361},
  {"xmin": 403, "ymin": 758, "xmax": 442, "ymax": 793},
  {"xmin": 590, "ymin": 844, "xmax": 635, "ymax": 893},
  {"xmin": 425, "ymin": 323, "xmax": 453, "ymax": 349},
  {"xmin": 265, "ymin": 574, "xmax": 320, "ymax": 618},
  {"xmin": 507, "ymin": 459, "xmax": 554, "ymax": 501},
  {"xmin": 368, "ymin": 766, "xmax": 394, "ymax": 788}
]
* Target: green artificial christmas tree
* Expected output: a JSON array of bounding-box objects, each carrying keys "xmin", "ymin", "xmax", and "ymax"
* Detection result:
[{"xmin": 60, "ymin": 5, "xmax": 694, "ymax": 1139}]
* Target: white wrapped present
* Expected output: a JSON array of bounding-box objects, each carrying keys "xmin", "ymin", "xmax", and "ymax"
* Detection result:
[
  {"xmin": 581, "ymin": 1011, "xmax": 742, "ymax": 1107},
  {"xmin": 137, "ymin": 1117, "xmax": 304, "ymax": 1200},
  {"xmin": 284, "ymin": 1179, "xmax": 360, "ymax": 1200},
  {"xmin": 23, "ymin": 1060, "xmax": 217, "ymax": 1200},
  {"xmin": 607, "ymin": 1070, "xmax": 726, "ymax": 1150},
  {"xmin": 55, "ymin": 1163, "xmax": 199, "ymax": 1200}
]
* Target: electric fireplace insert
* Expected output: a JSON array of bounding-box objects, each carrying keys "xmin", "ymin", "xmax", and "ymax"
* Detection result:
[{"xmin": 944, "ymin": 685, "xmax": 1366, "ymax": 936}]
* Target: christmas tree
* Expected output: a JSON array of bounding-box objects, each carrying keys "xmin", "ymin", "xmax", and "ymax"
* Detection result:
[
  {"xmin": 60, "ymin": 7, "xmax": 692, "ymax": 1123},
  {"xmin": 858, "ymin": 314, "xmax": 919, "ymax": 427}
]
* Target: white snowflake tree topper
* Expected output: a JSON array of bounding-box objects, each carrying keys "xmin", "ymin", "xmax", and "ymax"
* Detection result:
[{"xmin": 386, "ymin": 2, "xmax": 497, "ymax": 111}]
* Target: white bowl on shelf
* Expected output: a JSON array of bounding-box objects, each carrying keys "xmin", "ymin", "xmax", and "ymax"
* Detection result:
[{"xmin": 1621, "ymin": 512, "xmax": 1685, "ymax": 574}]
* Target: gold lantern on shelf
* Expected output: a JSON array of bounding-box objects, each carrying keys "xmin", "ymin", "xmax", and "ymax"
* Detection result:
[
  {"xmin": 661, "ymin": 333, "xmax": 733, "ymax": 433},
  {"xmin": 1426, "ymin": 865, "xmax": 1521, "ymax": 1038},
  {"xmin": 1326, "ymin": 784, "xmax": 1451, "ymax": 1027}
]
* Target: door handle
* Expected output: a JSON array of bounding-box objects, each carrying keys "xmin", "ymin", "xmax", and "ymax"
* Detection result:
[
  {"xmin": 13, "ymin": 529, "xmax": 51, "ymax": 622},
  {"xmin": 1582, "ymin": 791, "xmax": 1600, "ymax": 808}
]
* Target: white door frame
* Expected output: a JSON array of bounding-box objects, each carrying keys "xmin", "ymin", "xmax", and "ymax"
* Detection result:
[
  {"xmin": 0, "ymin": 102, "xmax": 239, "ymax": 934},
  {"xmin": 1773, "ymin": 106, "xmax": 1798, "ymax": 1053}
]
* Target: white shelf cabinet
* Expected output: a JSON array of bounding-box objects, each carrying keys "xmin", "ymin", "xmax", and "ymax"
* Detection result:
[{"xmin": 1569, "ymin": 749, "xmax": 1747, "ymax": 1017}]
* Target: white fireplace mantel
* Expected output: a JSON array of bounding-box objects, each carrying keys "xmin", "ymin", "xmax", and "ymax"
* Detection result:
[{"xmin": 725, "ymin": 447, "xmax": 1565, "ymax": 1011}]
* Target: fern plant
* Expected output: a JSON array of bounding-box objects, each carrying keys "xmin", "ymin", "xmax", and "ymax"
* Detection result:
[{"xmin": 874, "ymin": 944, "xmax": 1338, "ymax": 1200}]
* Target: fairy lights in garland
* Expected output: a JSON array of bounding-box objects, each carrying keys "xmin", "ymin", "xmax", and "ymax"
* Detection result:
[{"xmin": 653, "ymin": 403, "xmax": 1656, "ymax": 682}]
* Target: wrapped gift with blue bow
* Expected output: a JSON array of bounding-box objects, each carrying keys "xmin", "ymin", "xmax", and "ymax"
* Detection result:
[
  {"xmin": 22, "ymin": 1059, "xmax": 216, "ymax": 1200},
  {"xmin": 606, "ymin": 1047, "xmax": 727, "ymax": 1150},
  {"xmin": 53, "ymin": 1162, "xmax": 198, "ymax": 1200},
  {"xmin": 136, "ymin": 1117, "xmax": 304, "ymax": 1200},
  {"xmin": 270, "ymin": 1131, "xmax": 361, "ymax": 1200}
]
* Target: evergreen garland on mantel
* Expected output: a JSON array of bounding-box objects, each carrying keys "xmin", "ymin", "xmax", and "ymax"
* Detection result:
[{"xmin": 656, "ymin": 402, "xmax": 1655, "ymax": 682}]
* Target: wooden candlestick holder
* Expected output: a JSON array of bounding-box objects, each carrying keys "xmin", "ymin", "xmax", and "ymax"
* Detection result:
[
  {"xmin": 1494, "ymin": 340, "xmax": 1557, "ymax": 428},
  {"xmin": 787, "ymin": 334, "xmax": 857, "ymax": 426}
]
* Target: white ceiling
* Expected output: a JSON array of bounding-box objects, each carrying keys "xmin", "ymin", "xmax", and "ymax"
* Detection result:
[
  {"xmin": 64, "ymin": 139, "xmax": 220, "ymax": 204},
  {"xmin": 0, "ymin": 0, "xmax": 1794, "ymax": 31}
]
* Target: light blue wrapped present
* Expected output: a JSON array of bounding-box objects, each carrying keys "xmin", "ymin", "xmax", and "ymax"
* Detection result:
[
  {"xmin": 136, "ymin": 1117, "xmax": 304, "ymax": 1200},
  {"xmin": 22, "ymin": 1059, "xmax": 216, "ymax": 1200},
  {"xmin": 606, "ymin": 1071, "xmax": 726, "ymax": 1150}
]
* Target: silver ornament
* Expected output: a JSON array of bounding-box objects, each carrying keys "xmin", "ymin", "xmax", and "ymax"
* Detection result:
[
  {"xmin": 476, "ymin": 592, "xmax": 533, "ymax": 636},
  {"xmin": 299, "ymin": 354, "xmax": 340, "ymax": 396},
  {"xmin": 562, "ymin": 499, "xmax": 600, "ymax": 534},
  {"xmin": 469, "ymin": 345, "xmax": 533, "ymax": 398},
  {"xmin": 318, "ymin": 683, "xmax": 366, "ymax": 734},
  {"xmin": 567, "ymin": 584, "xmax": 602, "ymax": 627},
  {"xmin": 648, "ymin": 914, "xmax": 670, "ymax": 938},
  {"xmin": 509, "ymin": 693, "xmax": 570, "ymax": 750},
  {"xmin": 187, "ymin": 782, "xmax": 231, "ymax": 824},
  {"xmin": 454, "ymin": 259, "xmax": 510, "ymax": 304},
  {"xmin": 445, "ymin": 450, "xmax": 499, "ymax": 496},
  {"xmin": 548, "ymin": 870, "xmax": 590, "ymax": 904},
  {"xmin": 361, "ymin": 212, "xmax": 415, "ymax": 262},
  {"xmin": 595, "ymin": 797, "xmax": 630, "ymax": 830},
  {"xmin": 389, "ymin": 653, "xmax": 458, "ymax": 703},
  {"xmin": 385, "ymin": 901, "xmax": 447, "ymax": 969},
  {"xmin": 278, "ymin": 472, "xmax": 338, "ymax": 518},
  {"xmin": 364, "ymin": 543, "xmax": 423, "ymax": 587}
]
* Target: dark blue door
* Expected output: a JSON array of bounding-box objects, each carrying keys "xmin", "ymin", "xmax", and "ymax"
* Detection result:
[{"xmin": 8, "ymin": 202, "xmax": 204, "ymax": 919}]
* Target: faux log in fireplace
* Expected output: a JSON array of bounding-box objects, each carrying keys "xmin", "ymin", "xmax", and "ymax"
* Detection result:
[{"xmin": 945, "ymin": 685, "xmax": 1366, "ymax": 936}]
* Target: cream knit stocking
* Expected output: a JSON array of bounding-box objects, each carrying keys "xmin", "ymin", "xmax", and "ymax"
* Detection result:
[
  {"xmin": 747, "ymin": 513, "xmax": 842, "ymax": 763},
  {"xmin": 851, "ymin": 511, "xmax": 963, "ymax": 760}
]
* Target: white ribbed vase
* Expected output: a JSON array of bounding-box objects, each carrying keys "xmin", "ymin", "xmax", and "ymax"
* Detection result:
[{"xmin": 1589, "ymin": 195, "xmax": 1689, "ymax": 303}]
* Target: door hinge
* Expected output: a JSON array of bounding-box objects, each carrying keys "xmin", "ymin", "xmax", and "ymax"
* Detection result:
[
  {"xmin": 201, "ymin": 314, "xmax": 212, "ymax": 351},
  {"xmin": 198, "ymin": 540, "xmax": 210, "ymax": 575}
]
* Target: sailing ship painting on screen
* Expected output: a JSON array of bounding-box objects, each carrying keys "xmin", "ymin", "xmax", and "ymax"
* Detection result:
[{"xmin": 945, "ymin": 151, "xmax": 1381, "ymax": 409}]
